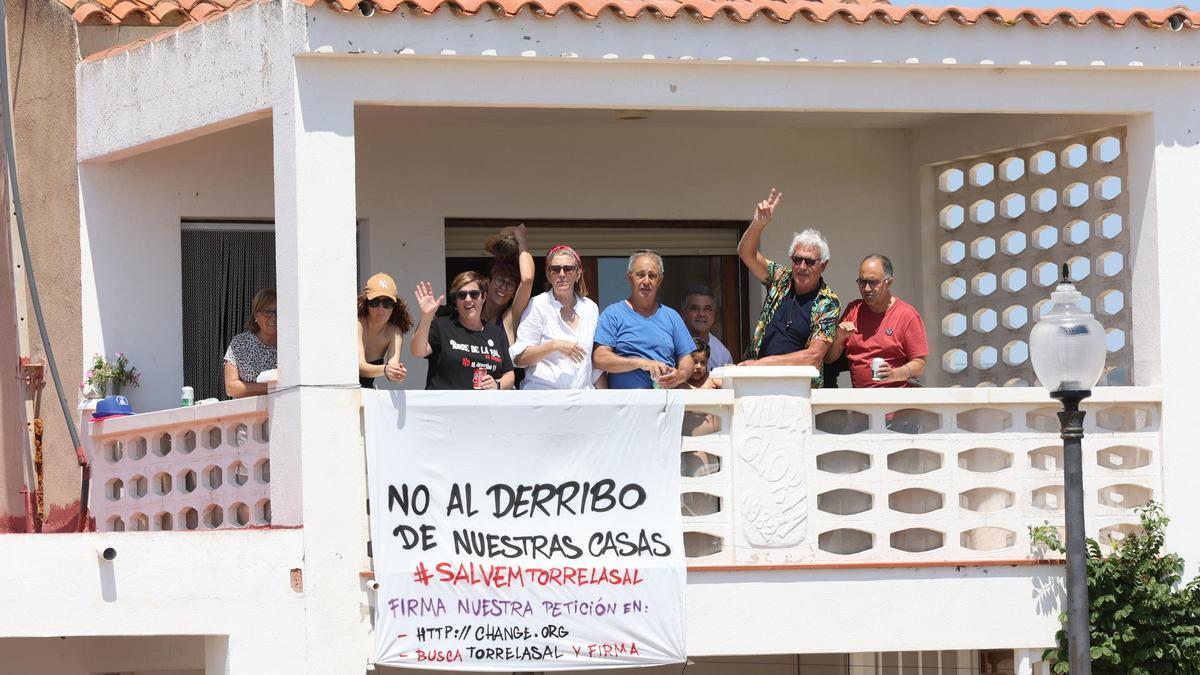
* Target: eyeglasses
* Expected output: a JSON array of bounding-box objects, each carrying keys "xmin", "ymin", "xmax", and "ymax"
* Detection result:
[
  {"xmin": 258, "ymin": 308, "xmax": 277, "ymax": 317},
  {"xmin": 453, "ymin": 290, "xmax": 482, "ymax": 301},
  {"xmin": 856, "ymin": 277, "xmax": 891, "ymax": 288},
  {"xmin": 491, "ymin": 277, "xmax": 516, "ymax": 291},
  {"xmin": 790, "ymin": 255, "xmax": 822, "ymax": 268},
  {"xmin": 367, "ymin": 297, "xmax": 396, "ymax": 309},
  {"xmin": 548, "ymin": 264, "xmax": 578, "ymax": 275}
]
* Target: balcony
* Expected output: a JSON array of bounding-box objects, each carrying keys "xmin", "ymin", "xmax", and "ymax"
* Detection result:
[{"xmin": 86, "ymin": 370, "xmax": 1161, "ymax": 572}]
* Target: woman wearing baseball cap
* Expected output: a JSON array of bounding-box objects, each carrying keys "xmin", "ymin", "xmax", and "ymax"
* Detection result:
[{"xmin": 358, "ymin": 273, "xmax": 413, "ymax": 388}]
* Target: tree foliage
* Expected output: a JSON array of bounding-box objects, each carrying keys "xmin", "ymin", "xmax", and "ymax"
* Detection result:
[{"xmin": 1030, "ymin": 503, "xmax": 1200, "ymax": 674}]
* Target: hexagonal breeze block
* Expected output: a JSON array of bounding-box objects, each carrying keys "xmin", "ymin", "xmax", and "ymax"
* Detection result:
[
  {"xmin": 972, "ymin": 308, "xmax": 998, "ymax": 333},
  {"xmin": 1002, "ymin": 305, "xmax": 1029, "ymax": 329},
  {"xmin": 1061, "ymin": 143, "xmax": 1088, "ymax": 169},
  {"xmin": 1000, "ymin": 231, "xmax": 1027, "ymax": 256},
  {"xmin": 1029, "ymin": 150, "xmax": 1056, "ymax": 175},
  {"xmin": 1031, "ymin": 188, "xmax": 1058, "ymax": 214},
  {"xmin": 969, "ymin": 162, "xmax": 995, "ymax": 187},
  {"xmin": 1001, "ymin": 268, "xmax": 1027, "ymax": 293},
  {"xmin": 999, "ymin": 193, "xmax": 1026, "ymax": 219},
  {"xmin": 1062, "ymin": 182, "xmax": 1089, "ymax": 208},
  {"xmin": 941, "ymin": 313, "xmax": 967, "ymax": 337},
  {"xmin": 1097, "ymin": 213, "xmax": 1123, "ymax": 239},
  {"xmin": 970, "ymin": 237, "xmax": 996, "ymax": 261},
  {"xmin": 938, "ymin": 168, "xmax": 964, "ymax": 193},
  {"xmin": 969, "ymin": 199, "xmax": 995, "ymax": 224},
  {"xmin": 939, "ymin": 204, "xmax": 965, "ymax": 230},
  {"xmin": 999, "ymin": 156, "xmax": 1025, "ymax": 182},
  {"xmin": 1095, "ymin": 176, "xmax": 1122, "ymax": 201},
  {"xmin": 1091, "ymin": 136, "xmax": 1121, "ymax": 163},
  {"xmin": 940, "ymin": 276, "xmax": 967, "ymax": 301},
  {"xmin": 1003, "ymin": 339, "xmax": 1029, "ymax": 366}
]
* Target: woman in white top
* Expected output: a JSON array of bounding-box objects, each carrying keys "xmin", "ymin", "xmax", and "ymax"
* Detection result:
[{"xmin": 511, "ymin": 245, "xmax": 600, "ymax": 390}]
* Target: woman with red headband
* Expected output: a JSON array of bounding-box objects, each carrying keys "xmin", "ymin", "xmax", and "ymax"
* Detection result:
[{"xmin": 510, "ymin": 245, "xmax": 600, "ymax": 390}]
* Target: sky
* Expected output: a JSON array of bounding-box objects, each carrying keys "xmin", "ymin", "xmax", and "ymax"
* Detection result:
[{"xmin": 949, "ymin": 0, "xmax": 1188, "ymax": 7}]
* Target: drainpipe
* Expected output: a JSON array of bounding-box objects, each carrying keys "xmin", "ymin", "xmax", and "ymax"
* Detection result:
[{"xmin": 0, "ymin": 0, "xmax": 90, "ymax": 530}]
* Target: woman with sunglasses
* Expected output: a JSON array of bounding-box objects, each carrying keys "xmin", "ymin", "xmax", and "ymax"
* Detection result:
[
  {"xmin": 223, "ymin": 287, "xmax": 277, "ymax": 399},
  {"xmin": 358, "ymin": 273, "xmax": 414, "ymax": 389},
  {"xmin": 479, "ymin": 223, "xmax": 535, "ymax": 346},
  {"xmin": 510, "ymin": 246, "xmax": 599, "ymax": 390},
  {"xmin": 411, "ymin": 271, "xmax": 515, "ymax": 390}
]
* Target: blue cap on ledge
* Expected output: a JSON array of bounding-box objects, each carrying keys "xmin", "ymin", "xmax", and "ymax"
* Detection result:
[{"xmin": 92, "ymin": 395, "xmax": 134, "ymax": 421}]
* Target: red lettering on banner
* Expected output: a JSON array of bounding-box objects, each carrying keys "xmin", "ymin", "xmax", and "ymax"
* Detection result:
[
  {"xmin": 416, "ymin": 649, "xmax": 463, "ymax": 663},
  {"xmin": 585, "ymin": 642, "xmax": 639, "ymax": 658}
]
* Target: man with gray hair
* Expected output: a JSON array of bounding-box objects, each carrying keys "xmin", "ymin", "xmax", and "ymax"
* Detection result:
[
  {"xmin": 680, "ymin": 285, "xmax": 734, "ymax": 369},
  {"xmin": 593, "ymin": 249, "xmax": 696, "ymax": 389},
  {"xmin": 736, "ymin": 189, "xmax": 841, "ymax": 387}
]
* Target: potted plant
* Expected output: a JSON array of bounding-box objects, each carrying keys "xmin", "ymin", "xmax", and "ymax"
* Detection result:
[{"xmin": 81, "ymin": 352, "xmax": 141, "ymax": 398}]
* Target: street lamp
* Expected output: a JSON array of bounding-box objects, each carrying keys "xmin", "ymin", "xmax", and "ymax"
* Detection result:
[{"xmin": 1029, "ymin": 264, "xmax": 1107, "ymax": 674}]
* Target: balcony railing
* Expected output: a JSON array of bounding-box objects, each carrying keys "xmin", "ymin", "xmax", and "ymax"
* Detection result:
[
  {"xmin": 87, "ymin": 397, "xmax": 272, "ymax": 532},
  {"xmin": 680, "ymin": 371, "xmax": 1161, "ymax": 567},
  {"xmin": 86, "ymin": 372, "xmax": 1161, "ymax": 573}
]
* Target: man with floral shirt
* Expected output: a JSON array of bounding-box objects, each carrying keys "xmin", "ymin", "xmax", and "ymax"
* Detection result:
[{"xmin": 737, "ymin": 189, "xmax": 841, "ymax": 388}]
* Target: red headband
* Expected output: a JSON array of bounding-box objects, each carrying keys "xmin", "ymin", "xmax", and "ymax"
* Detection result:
[{"xmin": 546, "ymin": 245, "xmax": 581, "ymax": 266}]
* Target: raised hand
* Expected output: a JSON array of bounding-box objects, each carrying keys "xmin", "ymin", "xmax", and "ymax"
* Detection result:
[
  {"xmin": 513, "ymin": 223, "xmax": 528, "ymax": 248},
  {"xmin": 414, "ymin": 281, "xmax": 444, "ymax": 317},
  {"xmin": 751, "ymin": 188, "xmax": 783, "ymax": 229}
]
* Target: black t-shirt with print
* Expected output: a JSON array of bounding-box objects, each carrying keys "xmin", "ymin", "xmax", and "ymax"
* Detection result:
[{"xmin": 424, "ymin": 315, "xmax": 514, "ymax": 390}]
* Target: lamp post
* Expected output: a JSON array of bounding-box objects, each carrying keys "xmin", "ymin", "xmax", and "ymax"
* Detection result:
[{"xmin": 1029, "ymin": 264, "xmax": 1107, "ymax": 675}]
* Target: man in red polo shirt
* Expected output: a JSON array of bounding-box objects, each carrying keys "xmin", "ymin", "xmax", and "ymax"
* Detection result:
[{"xmin": 825, "ymin": 255, "xmax": 928, "ymax": 388}]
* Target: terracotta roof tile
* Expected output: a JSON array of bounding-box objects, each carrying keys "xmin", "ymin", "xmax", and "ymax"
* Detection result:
[
  {"xmin": 59, "ymin": 0, "xmax": 246, "ymax": 24},
  {"xmin": 61, "ymin": 0, "xmax": 1199, "ymax": 28},
  {"xmin": 275, "ymin": 0, "xmax": 1200, "ymax": 29}
]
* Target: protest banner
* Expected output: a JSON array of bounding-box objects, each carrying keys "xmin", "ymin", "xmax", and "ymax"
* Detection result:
[{"xmin": 363, "ymin": 390, "xmax": 688, "ymax": 671}]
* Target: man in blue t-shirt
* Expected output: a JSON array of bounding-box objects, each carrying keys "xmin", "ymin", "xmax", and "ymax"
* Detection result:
[{"xmin": 593, "ymin": 250, "xmax": 697, "ymax": 389}]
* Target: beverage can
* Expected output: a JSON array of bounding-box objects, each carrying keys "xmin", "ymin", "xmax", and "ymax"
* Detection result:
[
  {"xmin": 871, "ymin": 358, "xmax": 886, "ymax": 381},
  {"xmin": 472, "ymin": 368, "xmax": 486, "ymax": 389},
  {"xmin": 181, "ymin": 386, "xmax": 194, "ymax": 407}
]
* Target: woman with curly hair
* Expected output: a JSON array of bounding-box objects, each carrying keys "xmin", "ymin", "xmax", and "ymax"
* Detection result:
[
  {"xmin": 358, "ymin": 273, "xmax": 414, "ymax": 389},
  {"xmin": 479, "ymin": 223, "xmax": 535, "ymax": 346}
]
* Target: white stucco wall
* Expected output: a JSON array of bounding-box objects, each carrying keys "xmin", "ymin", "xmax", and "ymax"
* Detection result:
[{"xmin": 79, "ymin": 119, "xmax": 275, "ymax": 412}]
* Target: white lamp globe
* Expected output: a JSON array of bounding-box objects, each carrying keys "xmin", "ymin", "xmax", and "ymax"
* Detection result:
[{"xmin": 1030, "ymin": 272, "xmax": 1107, "ymax": 392}]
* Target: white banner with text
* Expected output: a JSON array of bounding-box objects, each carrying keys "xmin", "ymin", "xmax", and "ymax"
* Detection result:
[{"xmin": 364, "ymin": 390, "xmax": 687, "ymax": 671}]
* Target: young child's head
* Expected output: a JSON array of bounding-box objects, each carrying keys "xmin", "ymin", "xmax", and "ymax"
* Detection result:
[{"xmin": 688, "ymin": 338, "xmax": 711, "ymax": 385}]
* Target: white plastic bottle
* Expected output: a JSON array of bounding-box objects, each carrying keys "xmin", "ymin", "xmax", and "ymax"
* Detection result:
[{"xmin": 181, "ymin": 386, "xmax": 194, "ymax": 407}]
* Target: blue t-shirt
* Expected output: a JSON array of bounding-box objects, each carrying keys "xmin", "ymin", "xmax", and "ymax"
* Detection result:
[{"xmin": 594, "ymin": 301, "xmax": 697, "ymax": 389}]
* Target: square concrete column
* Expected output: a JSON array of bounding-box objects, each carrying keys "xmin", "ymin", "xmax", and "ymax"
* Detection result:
[
  {"xmin": 1144, "ymin": 108, "xmax": 1200, "ymax": 579},
  {"xmin": 269, "ymin": 79, "xmax": 371, "ymax": 672}
]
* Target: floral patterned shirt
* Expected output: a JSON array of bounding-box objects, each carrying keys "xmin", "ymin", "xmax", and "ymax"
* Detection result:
[
  {"xmin": 747, "ymin": 260, "xmax": 841, "ymax": 387},
  {"xmin": 224, "ymin": 331, "xmax": 277, "ymax": 385}
]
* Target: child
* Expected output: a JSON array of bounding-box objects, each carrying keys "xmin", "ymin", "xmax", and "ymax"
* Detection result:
[
  {"xmin": 680, "ymin": 338, "xmax": 719, "ymax": 390},
  {"xmin": 679, "ymin": 338, "xmax": 721, "ymax": 439}
]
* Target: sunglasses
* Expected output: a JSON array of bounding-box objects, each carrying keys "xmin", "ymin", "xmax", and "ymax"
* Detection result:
[
  {"xmin": 367, "ymin": 297, "xmax": 396, "ymax": 309},
  {"xmin": 453, "ymin": 290, "xmax": 482, "ymax": 301},
  {"xmin": 790, "ymin": 255, "xmax": 822, "ymax": 268},
  {"xmin": 856, "ymin": 277, "xmax": 890, "ymax": 288},
  {"xmin": 548, "ymin": 264, "xmax": 578, "ymax": 275},
  {"xmin": 257, "ymin": 308, "xmax": 278, "ymax": 317},
  {"xmin": 491, "ymin": 277, "xmax": 516, "ymax": 291}
]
